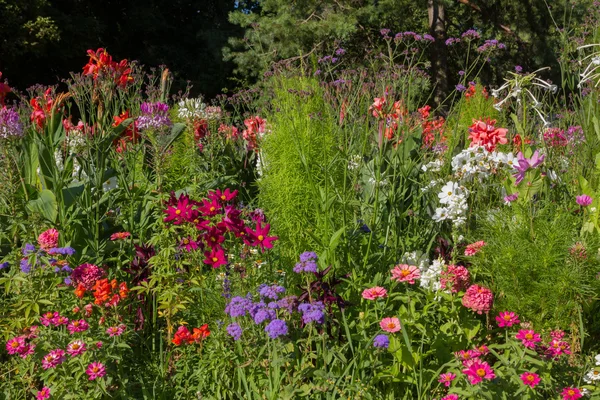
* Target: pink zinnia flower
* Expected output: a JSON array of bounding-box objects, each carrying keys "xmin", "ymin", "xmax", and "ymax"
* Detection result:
[
  {"xmin": 520, "ymin": 372, "xmax": 540, "ymax": 388},
  {"xmin": 440, "ymin": 265, "xmax": 470, "ymax": 293},
  {"xmin": 515, "ymin": 329, "xmax": 541, "ymax": 349},
  {"xmin": 464, "ymin": 241, "xmax": 486, "ymax": 256},
  {"xmin": 40, "ymin": 311, "xmax": 56, "ymax": 326},
  {"xmin": 455, "ymin": 349, "xmax": 480, "ymax": 363},
  {"xmin": 362, "ymin": 286, "xmax": 388, "ymax": 300},
  {"xmin": 6, "ymin": 336, "xmax": 25, "ymax": 355},
  {"xmin": 439, "ymin": 372, "xmax": 457, "ymax": 387},
  {"xmin": 441, "ymin": 395, "xmax": 459, "ymax": 400},
  {"xmin": 41, "ymin": 349, "xmax": 65, "ymax": 369},
  {"xmin": 390, "ymin": 264, "xmax": 420, "ymax": 284},
  {"xmin": 380, "ymin": 317, "xmax": 401, "ymax": 333},
  {"xmin": 66, "ymin": 340, "xmax": 86, "ymax": 357},
  {"xmin": 545, "ymin": 338, "xmax": 571, "ymax": 358},
  {"xmin": 36, "ymin": 387, "xmax": 50, "ymax": 400},
  {"xmin": 38, "ymin": 228, "xmax": 59, "ymax": 250},
  {"xmin": 106, "ymin": 325, "xmax": 126, "ymax": 337},
  {"xmin": 110, "ymin": 231, "xmax": 131, "ymax": 240},
  {"xmin": 495, "ymin": 311, "xmax": 520, "ymax": 328},
  {"xmin": 18, "ymin": 343, "xmax": 35, "ymax": 359},
  {"xmin": 461, "ymin": 285, "xmax": 493, "ymax": 314},
  {"xmin": 561, "ymin": 387, "xmax": 583, "ymax": 400},
  {"xmin": 576, "ymin": 195, "xmax": 593, "ymax": 207},
  {"xmin": 462, "ymin": 360, "xmax": 495, "ymax": 384},
  {"xmin": 96, "ymin": 341, "xmax": 103, "ymax": 349},
  {"xmin": 86, "ymin": 362, "xmax": 106, "ymax": 380},
  {"xmin": 67, "ymin": 319, "xmax": 90, "ymax": 334},
  {"xmin": 54, "ymin": 315, "xmax": 69, "ymax": 326},
  {"xmin": 71, "ymin": 263, "xmax": 105, "ymax": 290}
]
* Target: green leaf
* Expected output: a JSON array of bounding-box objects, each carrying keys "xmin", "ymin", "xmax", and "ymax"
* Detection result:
[{"xmin": 27, "ymin": 189, "xmax": 58, "ymax": 223}]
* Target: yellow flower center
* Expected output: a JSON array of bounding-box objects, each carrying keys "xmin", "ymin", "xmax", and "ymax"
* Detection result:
[
  {"xmin": 568, "ymin": 390, "xmax": 575, "ymax": 395},
  {"xmin": 10, "ymin": 342, "xmax": 18, "ymax": 348},
  {"xmin": 72, "ymin": 343, "xmax": 80, "ymax": 349},
  {"xmin": 476, "ymin": 368, "xmax": 486, "ymax": 377},
  {"xmin": 175, "ymin": 209, "xmax": 181, "ymax": 215},
  {"xmin": 401, "ymin": 269, "xmax": 410, "ymax": 277},
  {"xmin": 526, "ymin": 375, "xmax": 534, "ymax": 382},
  {"xmin": 387, "ymin": 323, "xmax": 396, "ymax": 329},
  {"xmin": 93, "ymin": 367, "xmax": 99, "ymax": 373},
  {"xmin": 210, "ymin": 207, "xmax": 216, "ymax": 212},
  {"xmin": 525, "ymin": 333, "xmax": 533, "ymax": 340},
  {"xmin": 503, "ymin": 315, "xmax": 512, "ymax": 321},
  {"xmin": 221, "ymin": 195, "xmax": 226, "ymax": 200},
  {"xmin": 258, "ymin": 235, "xmax": 264, "ymax": 241},
  {"xmin": 447, "ymin": 191, "xmax": 453, "ymax": 196},
  {"xmin": 183, "ymin": 239, "xmax": 189, "ymax": 244},
  {"xmin": 212, "ymin": 257, "xmax": 218, "ymax": 262}
]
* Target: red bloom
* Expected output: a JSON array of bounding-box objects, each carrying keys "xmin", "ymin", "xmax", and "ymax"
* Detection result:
[
  {"xmin": 83, "ymin": 48, "xmax": 133, "ymax": 88},
  {"xmin": 110, "ymin": 231, "xmax": 131, "ymax": 241},
  {"xmin": 163, "ymin": 194, "xmax": 198, "ymax": 225},
  {"xmin": 203, "ymin": 247, "xmax": 227, "ymax": 268},
  {"xmin": 209, "ymin": 188, "xmax": 239, "ymax": 204},
  {"xmin": 112, "ymin": 111, "xmax": 139, "ymax": 153},
  {"xmin": 93, "ymin": 279, "xmax": 112, "ymax": 305},
  {"xmin": 247, "ymin": 221, "xmax": 278, "ymax": 252},
  {"xmin": 198, "ymin": 198, "xmax": 221, "ymax": 217},
  {"xmin": 30, "ymin": 88, "xmax": 55, "ymax": 130},
  {"xmin": 191, "ymin": 324, "xmax": 210, "ymax": 342},
  {"xmin": 468, "ymin": 118, "xmax": 508, "ymax": 152},
  {"xmin": 75, "ymin": 284, "xmax": 86, "ymax": 299},
  {"xmin": 172, "ymin": 326, "xmax": 191, "ymax": 346}
]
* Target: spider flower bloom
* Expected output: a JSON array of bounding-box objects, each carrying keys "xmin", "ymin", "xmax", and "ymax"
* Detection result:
[
  {"xmin": 464, "ymin": 241, "xmax": 486, "ymax": 256},
  {"xmin": 462, "ymin": 360, "xmax": 495, "ymax": 384},
  {"xmin": 461, "ymin": 285, "xmax": 493, "ymax": 314},
  {"xmin": 86, "ymin": 362, "xmax": 106, "ymax": 380},
  {"xmin": 0, "ymin": 106, "xmax": 24, "ymax": 139},
  {"xmin": 38, "ymin": 228, "xmax": 59, "ymax": 250},
  {"xmin": 576, "ymin": 195, "xmax": 593, "ymax": 207},
  {"xmin": 439, "ymin": 372, "xmax": 457, "ymax": 387},
  {"xmin": 137, "ymin": 102, "xmax": 172, "ymax": 131},
  {"xmin": 373, "ymin": 334, "xmax": 390, "ymax": 348},
  {"xmin": 520, "ymin": 372, "xmax": 540, "ymax": 388},
  {"xmin": 390, "ymin": 264, "xmax": 421, "ymax": 284},
  {"xmin": 516, "ymin": 329, "xmax": 541, "ymax": 349},
  {"xmin": 6, "ymin": 336, "xmax": 25, "ymax": 355},
  {"xmin": 561, "ymin": 387, "xmax": 583, "ymax": 400},
  {"xmin": 110, "ymin": 232, "xmax": 131, "ymax": 241},
  {"xmin": 440, "ymin": 265, "xmax": 470, "ymax": 293},
  {"xmin": 496, "ymin": 311, "xmax": 520, "ymax": 328},
  {"xmin": 41, "ymin": 349, "xmax": 66, "ymax": 369},
  {"xmin": 380, "ymin": 317, "xmax": 401, "ymax": 333},
  {"xmin": 468, "ymin": 118, "xmax": 508, "ymax": 151},
  {"xmin": 362, "ymin": 286, "xmax": 388, "ymax": 300},
  {"xmin": 66, "ymin": 340, "xmax": 87, "ymax": 357},
  {"xmin": 36, "ymin": 387, "xmax": 50, "ymax": 400}
]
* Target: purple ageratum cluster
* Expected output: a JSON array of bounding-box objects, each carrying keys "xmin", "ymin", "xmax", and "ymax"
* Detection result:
[
  {"xmin": 265, "ymin": 319, "xmax": 288, "ymax": 339},
  {"xmin": 477, "ymin": 39, "xmax": 506, "ymax": 53},
  {"xmin": 225, "ymin": 295, "xmax": 253, "ymax": 317},
  {"xmin": 22, "ymin": 243, "xmax": 36, "ymax": 256},
  {"xmin": 0, "ymin": 107, "xmax": 24, "ymax": 139},
  {"xmin": 257, "ymin": 284, "xmax": 286, "ymax": 300},
  {"xmin": 373, "ymin": 334, "xmax": 390, "ymax": 348},
  {"xmin": 293, "ymin": 251, "xmax": 318, "ymax": 273},
  {"xmin": 226, "ymin": 323, "xmax": 243, "ymax": 340},
  {"xmin": 297, "ymin": 302, "xmax": 325, "ymax": 324},
  {"xmin": 137, "ymin": 102, "xmax": 172, "ymax": 131}
]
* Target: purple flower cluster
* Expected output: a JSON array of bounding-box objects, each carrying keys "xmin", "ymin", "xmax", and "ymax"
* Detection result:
[
  {"xmin": 445, "ymin": 38, "xmax": 461, "ymax": 46},
  {"xmin": 293, "ymin": 251, "xmax": 318, "ymax": 273},
  {"xmin": 48, "ymin": 247, "xmax": 75, "ymax": 256},
  {"xmin": 257, "ymin": 284, "xmax": 285, "ymax": 300},
  {"xmin": 373, "ymin": 334, "xmax": 390, "ymax": 348},
  {"xmin": 265, "ymin": 319, "xmax": 288, "ymax": 339},
  {"xmin": 456, "ymin": 84, "xmax": 467, "ymax": 92},
  {"xmin": 0, "ymin": 261, "xmax": 8, "ymax": 270},
  {"xmin": 298, "ymin": 302, "xmax": 325, "ymax": 324},
  {"xmin": 137, "ymin": 102, "xmax": 172, "ymax": 131},
  {"xmin": 0, "ymin": 106, "xmax": 23, "ymax": 139},
  {"xmin": 225, "ymin": 295, "xmax": 253, "ymax": 317},
  {"xmin": 461, "ymin": 30, "xmax": 481, "ymax": 40},
  {"xmin": 392, "ymin": 32, "xmax": 434, "ymax": 43},
  {"xmin": 317, "ymin": 56, "xmax": 338, "ymax": 64},
  {"xmin": 226, "ymin": 323, "xmax": 243, "ymax": 340},
  {"xmin": 477, "ymin": 39, "xmax": 506, "ymax": 52}
]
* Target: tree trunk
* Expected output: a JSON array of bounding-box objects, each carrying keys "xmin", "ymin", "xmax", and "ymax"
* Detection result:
[{"xmin": 428, "ymin": 0, "xmax": 449, "ymax": 111}]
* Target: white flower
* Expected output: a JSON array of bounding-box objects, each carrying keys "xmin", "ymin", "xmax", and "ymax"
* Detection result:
[
  {"xmin": 584, "ymin": 368, "xmax": 600, "ymax": 383},
  {"xmin": 348, "ymin": 155, "xmax": 362, "ymax": 171},
  {"xmin": 401, "ymin": 251, "xmax": 429, "ymax": 270},
  {"xmin": 595, "ymin": 353, "xmax": 600, "ymax": 365},
  {"xmin": 438, "ymin": 181, "xmax": 463, "ymax": 204},
  {"xmin": 592, "ymin": 207, "xmax": 597, "ymax": 213},
  {"xmin": 422, "ymin": 159, "xmax": 443, "ymax": 172},
  {"xmin": 433, "ymin": 207, "xmax": 449, "ymax": 222},
  {"xmin": 177, "ymin": 98, "xmax": 206, "ymax": 120},
  {"xmin": 420, "ymin": 258, "xmax": 444, "ymax": 291},
  {"xmin": 102, "ymin": 176, "xmax": 118, "ymax": 192}
]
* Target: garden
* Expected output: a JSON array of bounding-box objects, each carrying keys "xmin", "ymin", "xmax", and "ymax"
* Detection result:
[{"xmin": 2, "ymin": 2, "xmax": 600, "ymax": 399}]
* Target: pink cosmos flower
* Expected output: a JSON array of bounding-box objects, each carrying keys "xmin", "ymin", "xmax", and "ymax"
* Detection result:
[
  {"xmin": 390, "ymin": 264, "xmax": 421, "ymax": 284},
  {"xmin": 6, "ymin": 336, "xmax": 25, "ymax": 355},
  {"xmin": 438, "ymin": 372, "xmax": 456, "ymax": 387},
  {"xmin": 561, "ymin": 387, "xmax": 583, "ymax": 400},
  {"xmin": 464, "ymin": 241, "xmax": 486, "ymax": 256},
  {"xmin": 495, "ymin": 311, "xmax": 520, "ymax": 328},
  {"xmin": 362, "ymin": 287, "xmax": 388, "ymax": 300},
  {"xmin": 576, "ymin": 195, "xmax": 593, "ymax": 207},
  {"xmin": 520, "ymin": 372, "xmax": 540, "ymax": 388},
  {"xmin": 462, "ymin": 360, "xmax": 495, "ymax": 384},
  {"xmin": 41, "ymin": 349, "xmax": 65, "ymax": 369},
  {"xmin": 106, "ymin": 325, "xmax": 126, "ymax": 337},
  {"xmin": 380, "ymin": 317, "xmax": 401, "ymax": 333},
  {"xmin": 461, "ymin": 285, "xmax": 493, "ymax": 314},
  {"xmin": 440, "ymin": 265, "xmax": 470, "ymax": 293},
  {"xmin": 38, "ymin": 228, "xmax": 59, "ymax": 250},
  {"xmin": 515, "ymin": 329, "xmax": 541, "ymax": 349},
  {"xmin": 86, "ymin": 362, "xmax": 106, "ymax": 380},
  {"xmin": 66, "ymin": 340, "xmax": 87, "ymax": 357},
  {"xmin": 67, "ymin": 319, "xmax": 90, "ymax": 334},
  {"xmin": 441, "ymin": 395, "xmax": 459, "ymax": 400},
  {"xmin": 36, "ymin": 387, "xmax": 50, "ymax": 400}
]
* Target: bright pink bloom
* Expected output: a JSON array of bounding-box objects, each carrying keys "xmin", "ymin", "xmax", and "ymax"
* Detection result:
[
  {"xmin": 362, "ymin": 287, "xmax": 388, "ymax": 300},
  {"xmin": 516, "ymin": 329, "xmax": 541, "ymax": 349},
  {"xmin": 67, "ymin": 319, "xmax": 90, "ymax": 334},
  {"xmin": 380, "ymin": 317, "xmax": 401, "ymax": 333},
  {"xmin": 96, "ymin": 341, "xmax": 103, "ymax": 349},
  {"xmin": 41, "ymin": 349, "xmax": 65, "ymax": 369},
  {"xmin": 71, "ymin": 263, "xmax": 106, "ymax": 290},
  {"xmin": 163, "ymin": 194, "xmax": 198, "ymax": 224},
  {"xmin": 441, "ymin": 395, "xmax": 459, "ymax": 400},
  {"xmin": 464, "ymin": 241, "xmax": 486, "ymax": 256},
  {"xmin": 369, "ymin": 97, "xmax": 386, "ymax": 118},
  {"xmin": 455, "ymin": 349, "xmax": 481, "ymax": 363},
  {"xmin": 36, "ymin": 387, "xmax": 50, "ymax": 400},
  {"xmin": 18, "ymin": 343, "xmax": 35, "ymax": 358},
  {"xmin": 179, "ymin": 237, "xmax": 200, "ymax": 252},
  {"xmin": 66, "ymin": 340, "xmax": 87, "ymax": 357},
  {"xmin": 110, "ymin": 231, "xmax": 131, "ymax": 240},
  {"xmin": 495, "ymin": 311, "xmax": 520, "ymax": 328},
  {"xmin": 576, "ymin": 195, "xmax": 593, "ymax": 207},
  {"xmin": 106, "ymin": 325, "xmax": 126, "ymax": 337},
  {"xmin": 438, "ymin": 372, "xmax": 456, "ymax": 387},
  {"xmin": 561, "ymin": 387, "xmax": 583, "ymax": 400},
  {"xmin": 40, "ymin": 311, "xmax": 56, "ymax": 327},
  {"xmin": 6, "ymin": 336, "xmax": 25, "ymax": 355},
  {"xmin": 53, "ymin": 315, "xmax": 69, "ymax": 326},
  {"xmin": 462, "ymin": 360, "xmax": 495, "ymax": 384},
  {"xmin": 203, "ymin": 247, "xmax": 227, "ymax": 268},
  {"xmin": 472, "ymin": 344, "xmax": 489, "ymax": 357},
  {"xmin": 86, "ymin": 362, "xmax": 106, "ymax": 380},
  {"xmin": 247, "ymin": 221, "xmax": 278, "ymax": 252},
  {"xmin": 461, "ymin": 285, "xmax": 493, "ymax": 314},
  {"xmin": 390, "ymin": 264, "xmax": 421, "ymax": 284},
  {"xmin": 468, "ymin": 118, "xmax": 508, "ymax": 151},
  {"xmin": 545, "ymin": 338, "xmax": 571, "ymax": 358},
  {"xmin": 440, "ymin": 265, "xmax": 470, "ymax": 293},
  {"xmin": 520, "ymin": 372, "xmax": 541, "ymax": 388},
  {"xmin": 38, "ymin": 228, "xmax": 59, "ymax": 250},
  {"xmin": 209, "ymin": 188, "xmax": 238, "ymax": 203}
]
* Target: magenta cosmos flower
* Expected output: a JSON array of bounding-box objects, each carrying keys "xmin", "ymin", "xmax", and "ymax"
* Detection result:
[
  {"xmin": 362, "ymin": 286, "xmax": 387, "ymax": 300},
  {"xmin": 390, "ymin": 264, "xmax": 420, "ymax": 284},
  {"xmin": 516, "ymin": 329, "xmax": 541, "ymax": 349},
  {"xmin": 36, "ymin": 387, "xmax": 50, "ymax": 400},
  {"xmin": 462, "ymin": 360, "xmax": 495, "ymax": 384},
  {"xmin": 86, "ymin": 362, "xmax": 107, "ymax": 380},
  {"xmin": 561, "ymin": 387, "xmax": 583, "ymax": 400},
  {"xmin": 247, "ymin": 221, "xmax": 278, "ymax": 252},
  {"xmin": 438, "ymin": 372, "xmax": 457, "ymax": 387},
  {"xmin": 576, "ymin": 195, "xmax": 593, "ymax": 207},
  {"xmin": 461, "ymin": 285, "xmax": 493, "ymax": 314},
  {"xmin": 66, "ymin": 340, "xmax": 86, "ymax": 357},
  {"xmin": 495, "ymin": 311, "xmax": 520, "ymax": 328},
  {"xmin": 38, "ymin": 228, "xmax": 59, "ymax": 250},
  {"xmin": 41, "ymin": 349, "xmax": 66, "ymax": 369},
  {"xmin": 380, "ymin": 317, "xmax": 401, "ymax": 333},
  {"xmin": 520, "ymin": 372, "xmax": 540, "ymax": 388}
]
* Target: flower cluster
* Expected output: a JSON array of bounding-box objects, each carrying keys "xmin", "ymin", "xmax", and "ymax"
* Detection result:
[
  {"xmin": 0, "ymin": 106, "xmax": 23, "ymax": 139},
  {"xmin": 464, "ymin": 240, "xmax": 486, "ymax": 256},
  {"xmin": 82, "ymin": 48, "xmax": 133, "ymax": 88},
  {"xmin": 461, "ymin": 284, "xmax": 493, "ymax": 314},
  {"xmin": 440, "ymin": 265, "xmax": 470, "ymax": 293},
  {"xmin": 172, "ymin": 324, "xmax": 210, "ymax": 346},
  {"xmin": 513, "ymin": 150, "xmax": 545, "ymax": 184},
  {"xmin": 242, "ymin": 115, "xmax": 267, "ymax": 150},
  {"xmin": 467, "ymin": 118, "xmax": 508, "ymax": 152},
  {"xmin": 137, "ymin": 102, "xmax": 172, "ymax": 131},
  {"xmin": 293, "ymin": 251, "xmax": 318, "ymax": 273}
]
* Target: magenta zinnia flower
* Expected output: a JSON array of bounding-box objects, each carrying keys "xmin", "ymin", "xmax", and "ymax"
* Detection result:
[
  {"xmin": 66, "ymin": 339, "xmax": 86, "ymax": 357},
  {"xmin": 380, "ymin": 317, "xmax": 401, "ymax": 333},
  {"xmin": 576, "ymin": 195, "xmax": 593, "ymax": 207},
  {"xmin": 36, "ymin": 387, "xmax": 50, "ymax": 400},
  {"xmin": 440, "ymin": 265, "xmax": 470, "ymax": 293},
  {"xmin": 106, "ymin": 325, "xmax": 126, "ymax": 337},
  {"xmin": 515, "ymin": 329, "xmax": 541, "ymax": 349},
  {"xmin": 561, "ymin": 387, "xmax": 583, "ymax": 400},
  {"xmin": 362, "ymin": 286, "xmax": 387, "ymax": 300},
  {"xmin": 40, "ymin": 311, "xmax": 56, "ymax": 327},
  {"xmin": 441, "ymin": 395, "xmax": 459, "ymax": 400},
  {"xmin": 520, "ymin": 372, "xmax": 540, "ymax": 388},
  {"xmin": 67, "ymin": 319, "xmax": 90, "ymax": 334},
  {"xmin": 41, "ymin": 349, "xmax": 65, "ymax": 369},
  {"xmin": 86, "ymin": 361, "xmax": 106, "ymax": 380},
  {"xmin": 462, "ymin": 360, "xmax": 495, "ymax": 384},
  {"xmin": 71, "ymin": 263, "xmax": 105, "ymax": 290},
  {"xmin": 438, "ymin": 372, "xmax": 457, "ymax": 387},
  {"xmin": 390, "ymin": 264, "xmax": 421, "ymax": 284},
  {"xmin": 495, "ymin": 311, "xmax": 520, "ymax": 328},
  {"xmin": 5, "ymin": 336, "xmax": 25, "ymax": 355},
  {"xmin": 38, "ymin": 228, "xmax": 59, "ymax": 250},
  {"xmin": 461, "ymin": 285, "xmax": 493, "ymax": 314}
]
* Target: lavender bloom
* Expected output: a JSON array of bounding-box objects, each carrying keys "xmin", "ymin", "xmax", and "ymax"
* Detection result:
[
  {"xmin": 445, "ymin": 38, "xmax": 460, "ymax": 46},
  {"xmin": 380, "ymin": 28, "xmax": 391, "ymax": 37},
  {"xmin": 61, "ymin": 266, "xmax": 73, "ymax": 273},
  {"xmin": 456, "ymin": 84, "xmax": 467, "ymax": 92},
  {"xmin": 423, "ymin": 34, "xmax": 435, "ymax": 42},
  {"xmin": 64, "ymin": 277, "xmax": 72, "ymax": 285},
  {"xmin": 225, "ymin": 296, "xmax": 252, "ymax": 317},
  {"xmin": 0, "ymin": 107, "xmax": 24, "ymax": 139},
  {"xmin": 298, "ymin": 302, "xmax": 325, "ymax": 324},
  {"xmin": 461, "ymin": 30, "xmax": 481, "ymax": 40},
  {"xmin": 226, "ymin": 323, "xmax": 243, "ymax": 341},
  {"xmin": 458, "ymin": 70, "xmax": 465, "ymax": 76},
  {"xmin": 265, "ymin": 319, "xmax": 288, "ymax": 339},
  {"xmin": 335, "ymin": 48, "xmax": 346, "ymax": 56},
  {"xmin": 373, "ymin": 334, "xmax": 390, "ymax": 348},
  {"xmin": 576, "ymin": 195, "xmax": 593, "ymax": 207},
  {"xmin": 54, "ymin": 267, "xmax": 61, "ymax": 273},
  {"xmin": 0, "ymin": 261, "xmax": 8, "ymax": 270},
  {"xmin": 299, "ymin": 252, "xmax": 317, "ymax": 262},
  {"xmin": 22, "ymin": 243, "xmax": 36, "ymax": 256},
  {"xmin": 253, "ymin": 307, "xmax": 276, "ymax": 324},
  {"xmin": 267, "ymin": 301, "xmax": 279, "ymax": 309},
  {"xmin": 515, "ymin": 65, "xmax": 523, "ymax": 73},
  {"xmin": 277, "ymin": 296, "xmax": 298, "ymax": 314},
  {"xmin": 477, "ymin": 39, "xmax": 506, "ymax": 52},
  {"xmin": 20, "ymin": 258, "xmax": 32, "ymax": 273},
  {"xmin": 137, "ymin": 102, "xmax": 172, "ymax": 131},
  {"xmin": 247, "ymin": 301, "xmax": 267, "ymax": 318},
  {"xmin": 47, "ymin": 247, "xmax": 75, "ymax": 256},
  {"xmin": 504, "ymin": 193, "xmax": 519, "ymax": 205},
  {"xmin": 257, "ymin": 284, "xmax": 285, "ymax": 300},
  {"xmin": 513, "ymin": 151, "xmax": 545, "ymax": 184}
]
